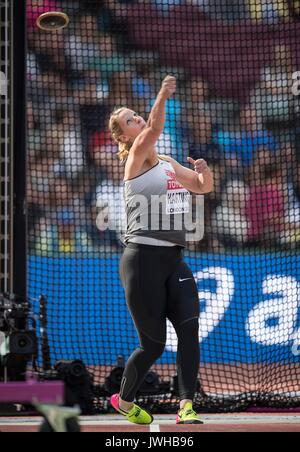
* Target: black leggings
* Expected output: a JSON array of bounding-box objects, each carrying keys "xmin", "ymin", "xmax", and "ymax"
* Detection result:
[{"xmin": 119, "ymin": 242, "xmax": 200, "ymax": 403}]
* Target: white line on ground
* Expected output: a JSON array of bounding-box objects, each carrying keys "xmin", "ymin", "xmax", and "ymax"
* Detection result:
[{"xmin": 150, "ymin": 424, "xmax": 160, "ymax": 432}]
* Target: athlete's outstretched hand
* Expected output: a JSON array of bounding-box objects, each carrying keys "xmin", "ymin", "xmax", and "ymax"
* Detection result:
[
  {"xmin": 160, "ymin": 76, "xmax": 176, "ymax": 99},
  {"xmin": 187, "ymin": 157, "xmax": 209, "ymax": 174}
]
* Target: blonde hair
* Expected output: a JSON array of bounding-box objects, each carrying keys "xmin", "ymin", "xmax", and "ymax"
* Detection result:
[
  {"xmin": 157, "ymin": 155, "xmax": 170, "ymax": 162},
  {"xmin": 109, "ymin": 108, "xmax": 132, "ymax": 163}
]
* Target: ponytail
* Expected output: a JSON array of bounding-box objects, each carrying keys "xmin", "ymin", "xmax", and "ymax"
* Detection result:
[
  {"xmin": 157, "ymin": 154, "xmax": 170, "ymax": 162},
  {"xmin": 109, "ymin": 107, "xmax": 133, "ymax": 164},
  {"xmin": 117, "ymin": 142, "xmax": 131, "ymax": 164}
]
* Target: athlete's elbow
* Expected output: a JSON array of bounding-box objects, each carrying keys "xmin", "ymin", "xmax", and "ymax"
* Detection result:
[{"xmin": 198, "ymin": 183, "xmax": 214, "ymax": 195}]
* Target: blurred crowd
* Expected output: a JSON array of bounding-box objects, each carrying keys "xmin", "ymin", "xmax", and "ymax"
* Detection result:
[{"xmin": 27, "ymin": 0, "xmax": 300, "ymax": 256}]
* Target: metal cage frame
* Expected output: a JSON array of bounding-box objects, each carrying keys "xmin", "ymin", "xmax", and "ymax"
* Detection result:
[{"xmin": 0, "ymin": 0, "xmax": 26, "ymax": 302}]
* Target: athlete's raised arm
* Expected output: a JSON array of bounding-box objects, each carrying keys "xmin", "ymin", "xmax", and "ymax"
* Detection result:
[{"xmin": 109, "ymin": 76, "xmax": 176, "ymax": 165}]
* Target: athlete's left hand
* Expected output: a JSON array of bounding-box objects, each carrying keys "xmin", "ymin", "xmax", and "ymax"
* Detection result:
[{"xmin": 187, "ymin": 157, "xmax": 208, "ymax": 174}]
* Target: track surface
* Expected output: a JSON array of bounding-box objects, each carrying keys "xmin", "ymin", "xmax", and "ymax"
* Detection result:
[{"xmin": 0, "ymin": 414, "xmax": 300, "ymax": 432}]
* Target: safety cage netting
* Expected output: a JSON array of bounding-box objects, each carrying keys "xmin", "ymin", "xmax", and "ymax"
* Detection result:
[{"xmin": 26, "ymin": 0, "xmax": 300, "ymax": 413}]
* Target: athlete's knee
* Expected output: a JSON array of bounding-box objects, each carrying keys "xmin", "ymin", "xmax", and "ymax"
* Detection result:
[
  {"xmin": 177, "ymin": 317, "xmax": 199, "ymax": 341},
  {"xmin": 140, "ymin": 340, "xmax": 165, "ymax": 361},
  {"xmin": 182, "ymin": 316, "xmax": 198, "ymax": 329},
  {"xmin": 138, "ymin": 330, "xmax": 166, "ymax": 361}
]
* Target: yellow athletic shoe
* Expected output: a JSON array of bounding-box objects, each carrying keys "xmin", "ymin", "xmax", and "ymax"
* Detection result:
[
  {"xmin": 111, "ymin": 394, "xmax": 153, "ymax": 425},
  {"xmin": 176, "ymin": 402, "xmax": 203, "ymax": 425}
]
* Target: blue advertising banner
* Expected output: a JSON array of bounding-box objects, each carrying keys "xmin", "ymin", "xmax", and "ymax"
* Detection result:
[{"xmin": 28, "ymin": 253, "xmax": 300, "ymax": 365}]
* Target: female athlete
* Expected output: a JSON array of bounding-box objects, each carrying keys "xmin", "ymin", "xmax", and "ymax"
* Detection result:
[{"xmin": 109, "ymin": 75, "xmax": 214, "ymax": 425}]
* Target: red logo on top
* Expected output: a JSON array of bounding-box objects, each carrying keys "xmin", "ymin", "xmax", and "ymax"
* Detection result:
[
  {"xmin": 165, "ymin": 169, "xmax": 184, "ymax": 190},
  {"xmin": 165, "ymin": 169, "xmax": 177, "ymax": 181}
]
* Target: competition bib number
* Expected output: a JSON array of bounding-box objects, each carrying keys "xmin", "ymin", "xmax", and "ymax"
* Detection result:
[{"xmin": 166, "ymin": 181, "xmax": 190, "ymax": 215}]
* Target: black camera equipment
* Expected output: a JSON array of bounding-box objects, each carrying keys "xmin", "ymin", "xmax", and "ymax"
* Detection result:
[
  {"xmin": 104, "ymin": 355, "xmax": 125, "ymax": 395},
  {"xmin": 0, "ymin": 293, "xmax": 37, "ymax": 381},
  {"xmin": 138, "ymin": 371, "xmax": 160, "ymax": 396},
  {"xmin": 54, "ymin": 360, "xmax": 95, "ymax": 414}
]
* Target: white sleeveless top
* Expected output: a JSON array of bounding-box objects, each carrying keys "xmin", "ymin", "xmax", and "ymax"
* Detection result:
[{"xmin": 123, "ymin": 159, "xmax": 190, "ymax": 248}]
